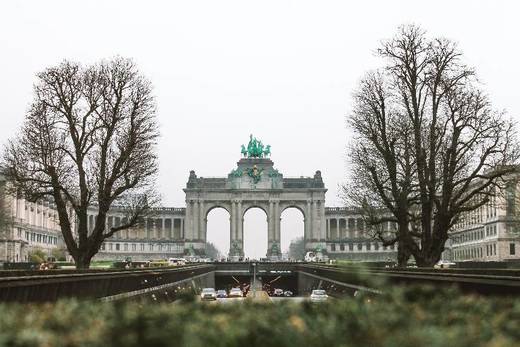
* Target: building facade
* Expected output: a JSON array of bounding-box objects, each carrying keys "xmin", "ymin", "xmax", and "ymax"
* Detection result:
[
  {"xmin": 95, "ymin": 207, "xmax": 187, "ymax": 260},
  {"xmin": 0, "ymin": 173, "xmax": 65, "ymax": 262},
  {"xmin": 448, "ymin": 186, "xmax": 520, "ymax": 262},
  {"xmin": 325, "ymin": 207, "xmax": 398, "ymax": 261}
]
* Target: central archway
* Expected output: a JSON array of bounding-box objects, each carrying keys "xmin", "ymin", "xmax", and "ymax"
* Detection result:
[{"xmin": 243, "ymin": 207, "xmax": 268, "ymax": 260}]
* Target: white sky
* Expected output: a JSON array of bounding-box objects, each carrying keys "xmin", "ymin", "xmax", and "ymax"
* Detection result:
[{"xmin": 1, "ymin": 0, "xmax": 519, "ymax": 258}]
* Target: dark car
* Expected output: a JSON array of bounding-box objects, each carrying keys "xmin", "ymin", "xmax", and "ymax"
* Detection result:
[{"xmin": 216, "ymin": 290, "xmax": 228, "ymax": 298}]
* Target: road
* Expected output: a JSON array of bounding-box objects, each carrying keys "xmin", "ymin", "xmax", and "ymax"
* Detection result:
[
  {"xmin": 200, "ymin": 296, "xmax": 308, "ymax": 304},
  {"xmin": 269, "ymin": 296, "xmax": 307, "ymax": 303}
]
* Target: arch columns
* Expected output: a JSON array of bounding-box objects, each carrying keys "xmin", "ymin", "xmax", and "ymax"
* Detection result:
[
  {"xmin": 229, "ymin": 200, "xmax": 244, "ymax": 258},
  {"xmin": 267, "ymin": 200, "xmax": 281, "ymax": 258}
]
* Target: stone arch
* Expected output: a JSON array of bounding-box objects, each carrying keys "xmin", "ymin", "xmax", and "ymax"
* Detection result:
[
  {"xmin": 280, "ymin": 205, "xmax": 306, "ymax": 258},
  {"xmin": 205, "ymin": 206, "xmax": 231, "ymax": 260},
  {"xmin": 204, "ymin": 203, "xmax": 231, "ymax": 218},
  {"xmin": 241, "ymin": 204, "xmax": 269, "ymax": 259},
  {"xmin": 240, "ymin": 203, "xmax": 269, "ymax": 218}
]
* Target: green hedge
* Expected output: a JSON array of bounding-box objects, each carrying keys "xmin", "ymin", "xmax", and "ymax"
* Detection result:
[{"xmin": 0, "ymin": 286, "xmax": 519, "ymax": 347}]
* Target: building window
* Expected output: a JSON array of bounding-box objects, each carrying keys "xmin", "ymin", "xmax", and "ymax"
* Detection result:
[
  {"xmin": 366, "ymin": 242, "xmax": 371, "ymax": 251},
  {"xmin": 357, "ymin": 243, "xmax": 362, "ymax": 251},
  {"xmin": 493, "ymin": 243, "xmax": 497, "ymax": 255},
  {"xmin": 348, "ymin": 243, "xmax": 353, "ymax": 251},
  {"xmin": 140, "ymin": 243, "xmax": 145, "ymax": 251},
  {"xmin": 132, "ymin": 244, "xmax": 137, "ymax": 251},
  {"xmin": 375, "ymin": 243, "xmax": 379, "ymax": 251},
  {"xmin": 115, "ymin": 243, "xmax": 120, "ymax": 251},
  {"xmin": 510, "ymin": 243, "xmax": 516, "ymax": 255},
  {"xmin": 340, "ymin": 243, "xmax": 345, "ymax": 251},
  {"xmin": 124, "ymin": 243, "xmax": 128, "ymax": 251},
  {"xmin": 108, "ymin": 243, "xmax": 113, "ymax": 251}
]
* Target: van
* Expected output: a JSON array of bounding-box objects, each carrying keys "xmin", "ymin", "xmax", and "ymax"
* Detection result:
[{"xmin": 168, "ymin": 258, "xmax": 186, "ymax": 266}]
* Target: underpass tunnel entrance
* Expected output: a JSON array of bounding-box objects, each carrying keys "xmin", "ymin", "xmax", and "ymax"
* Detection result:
[
  {"xmin": 214, "ymin": 275, "xmax": 252, "ymax": 295},
  {"xmin": 259, "ymin": 274, "xmax": 299, "ymax": 296},
  {"xmin": 206, "ymin": 207, "xmax": 230, "ymax": 260}
]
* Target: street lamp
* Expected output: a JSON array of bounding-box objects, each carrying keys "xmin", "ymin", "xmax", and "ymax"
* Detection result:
[{"xmin": 252, "ymin": 262, "xmax": 257, "ymax": 298}]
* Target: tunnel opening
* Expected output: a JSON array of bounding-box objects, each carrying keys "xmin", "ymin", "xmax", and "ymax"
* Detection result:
[
  {"xmin": 259, "ymin": 274, "xmax": 299, "ymax": 296},
  {"xmin": 214, "ymin": 275, "xmax": 252, "ymax": 295}
]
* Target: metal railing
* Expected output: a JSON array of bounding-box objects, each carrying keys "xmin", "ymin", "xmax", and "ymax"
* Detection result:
[{"xmin": 0, "ymin": 264, "xmax": 214, "ymax": 302}]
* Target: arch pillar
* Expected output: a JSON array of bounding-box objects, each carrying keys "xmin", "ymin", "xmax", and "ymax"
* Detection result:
[
  {"xmin": 305, "ymin": 200, "xmax": 312, "ymax": 242},
  {"xmin": 267, "ymin": 200, "xmax": 281, "ymax": 258},
  {"xmin": 230, "ymin": 201, "xmax": 236, "ymax": 247},
  {"xmin": 199, "ymin": 200, "xmax": 205, "ymax": 241},
  {"xmin": 229, "ymin": 200, "xmax": 244, "ymax": 258}
]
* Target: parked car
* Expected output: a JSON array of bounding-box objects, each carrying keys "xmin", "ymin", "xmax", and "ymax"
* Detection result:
[
  {"xmin": 273, "ymin": 288, "xmax": 284, "ymax": 296},
  {"xmin": 228, "ymin": 287, "xmax": 243, "ymax": 298},
  {"xmin": 283, "ymin": 290, "xmax": 293, "ymax": 297},
  {"xmin": 310, "ymin": 289, "xmax": 328, "ymax": 302},
  {"xmin": 200, "ymin": 288, "xmax": 217, "ymax": 300},
  {"xmin": 216, "ymin": 290, "xmax": 228, "ymax": 298}
]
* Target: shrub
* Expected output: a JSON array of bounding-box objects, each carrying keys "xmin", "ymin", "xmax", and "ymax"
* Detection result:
[
  {"xmin": 0, "ymin": 286, "xmax": 518, "ymax": 347},
  {"xmin": 28, "ymin": 249, "xmax": 46, "ymax": 263}
]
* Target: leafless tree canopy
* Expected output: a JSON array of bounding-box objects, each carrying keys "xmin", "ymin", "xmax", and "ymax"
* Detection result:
[
  {"xmin": 344, "ymin": 25, "xmax": 519, "ymax": 267},
  {"xmin": 4, "ymin": 57, "xmax": 160, "ymax": 268},
  {"xmin": 0, "ymin": 177, "xmax": 13, "ymax": 234}
]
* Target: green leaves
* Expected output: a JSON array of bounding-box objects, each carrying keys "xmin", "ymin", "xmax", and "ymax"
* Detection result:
[{"xmin": 0, "ymin": 286, "xmax": 519, "ymax": 347}]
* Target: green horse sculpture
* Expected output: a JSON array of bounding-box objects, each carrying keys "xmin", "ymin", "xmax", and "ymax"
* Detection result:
[{"xmin": 241, "ymin": 135, "xmax": 271, "ymax": 158}]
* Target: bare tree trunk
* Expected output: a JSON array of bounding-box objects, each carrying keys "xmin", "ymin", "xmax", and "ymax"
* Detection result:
[{"xmin": 4, "ymin": 58, "xmax": 160, "ymax": 269}]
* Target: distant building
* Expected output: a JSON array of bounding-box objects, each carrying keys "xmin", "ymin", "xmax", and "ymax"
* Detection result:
[
  {"xmin": 325, "ymin": 207, "xmax": 397, "ymax": 261},
  {"xmin": 448, "ymin": 180, "xmax": 520, "ymax": 262},
  {"xmin": 94, "ymin": 207, "xmax": 187, "ymax": 260},
  {"xmin": 0, "ymin": 173, "xmax": 64, "ymax": 262}
]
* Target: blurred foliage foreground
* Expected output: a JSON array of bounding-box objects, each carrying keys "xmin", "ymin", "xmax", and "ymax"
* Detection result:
[{"xmin": 0, "ymin": 285, "xmax": 519, "ymax": 347}]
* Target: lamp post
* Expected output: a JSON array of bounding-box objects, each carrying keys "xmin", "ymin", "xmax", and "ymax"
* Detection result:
[{"xmin": 252, "ymin": 262, "xmax": 257, "ymax": 298}]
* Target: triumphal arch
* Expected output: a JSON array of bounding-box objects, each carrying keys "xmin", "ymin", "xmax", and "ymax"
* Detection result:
[{"xmin": 183, "ymin": 135, "xmax": 327, "ymax": 258}]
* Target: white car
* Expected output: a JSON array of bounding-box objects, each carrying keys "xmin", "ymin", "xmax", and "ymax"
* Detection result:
[
  {"xmin": 310, "ymin": 289, "xmax": 328, "ymax": 302},
  {"xmin": 228, "ymin": 287, "xmax": 243, "ymax": 298},
  {"xmin": 434, "ymin": 260, "xmax": 456, "ymax": 269},
  {"xmin": 200, "ymin": 288, "xmax": 217, "ymax": 300},
  {"xmin": 273, "ymin": 288, "xmax": 284, "ymax": 296}
]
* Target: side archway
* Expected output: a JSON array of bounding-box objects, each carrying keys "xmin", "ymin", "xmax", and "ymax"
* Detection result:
[
  {"xmin": 205, "ymin": 205, "xmax": 231, "ymax": 260},
  {"xmin": 280, "ymin": 206, "xmax": 306, "ymax": 260}
]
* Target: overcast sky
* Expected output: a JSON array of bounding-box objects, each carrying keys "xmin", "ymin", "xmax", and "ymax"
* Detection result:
[{"xmin": 1, "ymin": 1, "xmax": 519, "ymax": 258}]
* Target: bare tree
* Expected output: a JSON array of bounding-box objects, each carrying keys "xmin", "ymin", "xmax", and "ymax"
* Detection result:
[
  {"xmin": 288, "ymin": 237, "xmax": 306, "ymax": 261},
  {"xmin": 343, "ymin": 71, "xmax": 418, "ymax": 266},
  {"xmin": 0, "ymin": 173, "xmax": 13, "ymax": 236},
  {"xmin": 4, "ymin": 57, "xmax": 160, "ymax": 268},
  {"xmin": 205, "ymin": 242, "xmax": 221, "ymax": 260},
  {"xmin": 345, "ymin": 25, "xmax": 518, "ymax": 267}
]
